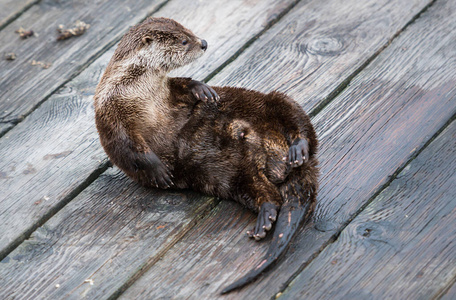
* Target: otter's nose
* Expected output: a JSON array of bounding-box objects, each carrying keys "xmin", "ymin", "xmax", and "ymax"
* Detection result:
[{"xmin": 201, "ymin": 39, "xmax": 207, "ymax": 51}]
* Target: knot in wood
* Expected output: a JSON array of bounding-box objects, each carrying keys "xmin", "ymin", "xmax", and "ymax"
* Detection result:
[{"xmin": 307, "ymin": 36, "xmax": 344, "ymax": 56}]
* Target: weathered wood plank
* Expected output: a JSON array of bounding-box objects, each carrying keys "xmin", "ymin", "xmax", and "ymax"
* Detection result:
[
  {"xmin": 209, "ymin": 0, "xmax": 433, "ymax": 114},
  {"xmin": 120, "ymin": 0, "xmax": 456, "ymax": 298},
  {"xmin": 0, "ymin": 0, "xmax": 169, "ymax": 135},
  {"xmin": 281, "ymin": 120, "xmax": 456, "ymax": 299},
  {"xmin": 0, "ymin": 0, "xmax": 38, "ymax": 29},
  {"xmin": 0, "ymin": 0, "xmax": 296, "ymax": 260},
  {"xmin": 0, "ymin": 168, "xmax": 217, "ymax": 299}
]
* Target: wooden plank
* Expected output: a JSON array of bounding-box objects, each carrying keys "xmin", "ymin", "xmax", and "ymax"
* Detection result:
[
  {"xmin": 119, "ymin": 0, "xmax": 456, "ymax": 298},
  {"xmin": 0, "ymin": 0, "xmax": 38, "ymax": 29},
  {"xmin": 209, "ymin": 0, "xmax": 433, "ymax": 114},
  {"xmin": 0, "ymin": 168, "xmax": 217, "ymax": 299},
  {"xmin": 0, "ymin": 0, "xmax": 296, "ymax": 260},
  {"xmin": 0, "ymin": 0, "xmax": 169, "ymax": 135},
  {"xmin": 0, "ymin": 0, "xmax": 296, "ymax": 136},
  {"xmin": 281, "ymin": 120, "xmax": 456, "ymax": 300}
]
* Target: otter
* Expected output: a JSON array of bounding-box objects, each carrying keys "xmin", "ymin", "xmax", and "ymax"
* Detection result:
[
  {"xmin": 94, "ymin": 17, "xmax": 319, "ymax": 294},
  {"xmin": 94, "ymin": 17, "xmax": 218, "ymax": 189}
]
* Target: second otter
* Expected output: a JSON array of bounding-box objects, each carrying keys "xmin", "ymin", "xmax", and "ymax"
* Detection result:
[{"xmin": 94, "ymin": 17, "xmax": 319, "ymax": 294}]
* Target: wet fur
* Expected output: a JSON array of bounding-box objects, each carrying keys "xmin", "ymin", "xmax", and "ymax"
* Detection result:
[
  {"xmin": 172, "ymin": 87, "xmax": 319, "ymax": 293},
  {"xmin": 94, "ymin": 17, "xmax": 319, "ymax": 294}
]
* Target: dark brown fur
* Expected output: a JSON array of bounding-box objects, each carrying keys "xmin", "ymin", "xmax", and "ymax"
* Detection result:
[{"xmin": 94, "ymin": 17, "xmax": 319, "ymax": 294}]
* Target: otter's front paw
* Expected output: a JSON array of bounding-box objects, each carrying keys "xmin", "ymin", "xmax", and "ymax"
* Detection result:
[
  {"xmin": 284, "ymin": 138, "xmax": 309, "ymax": 168},
  {"xmin": 247, "ymin": 202, "xmax": 278, "ymax": 241},
  {"xmin": 189, "ymin": 80, "xmax": 219, "ymax": 102}
]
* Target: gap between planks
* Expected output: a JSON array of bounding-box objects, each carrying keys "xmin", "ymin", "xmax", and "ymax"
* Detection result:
[
  {"xmin": 202, "ymin": 0, "xmax": 301, "ymax": 84},
  {"xmin": 106, "ymin": 197, "xmax": 222, "ymax": 300},
  {"xmin": 308, "ymin": 0, "xmax": 438, "ymax": 118}
]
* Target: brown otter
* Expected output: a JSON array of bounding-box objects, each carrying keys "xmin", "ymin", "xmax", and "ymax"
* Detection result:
[
  {"xmin": 94, "ymin": 17, "xmax": 218, "ymax": 189},
  {"xmin": 94, "ymin": 17, "xmax": 319, "ymax": 294}
]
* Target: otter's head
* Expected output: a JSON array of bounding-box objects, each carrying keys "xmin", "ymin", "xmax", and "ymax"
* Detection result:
[{"xmin": 114, "ymin": 17, "xmax": 207, "ymax": 72}]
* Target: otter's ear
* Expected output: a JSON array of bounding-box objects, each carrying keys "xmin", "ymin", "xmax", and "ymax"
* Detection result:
[{"xmin": 142, "ymin": 36, "xmax": 153, "ymax": 45}]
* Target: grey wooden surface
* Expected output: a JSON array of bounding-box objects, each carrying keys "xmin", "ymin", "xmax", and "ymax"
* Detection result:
[{"xmin": 0, "ymin": 0, "xmax": 455, "ymax": 299}]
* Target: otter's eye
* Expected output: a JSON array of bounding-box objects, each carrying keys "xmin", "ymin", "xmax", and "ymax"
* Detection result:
[{"xmin": 182, "ymin": 40, "xmax": 188, "ymax": 45}]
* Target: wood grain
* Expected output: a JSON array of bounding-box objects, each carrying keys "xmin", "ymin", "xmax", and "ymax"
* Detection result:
[
  {"xmin": 281, "ymin": 120, "xmax": 456, "ymax": 299},
  {"xmin": 209, "ymin": 0, "xmax": 433, "ymax": 114},
  {"xmin": 0, "ymin": 0, "xmax": 296, "ymax": 260},
  {"xmin": 120, "ymin": 0, "xmax": 456, "ymax": 298},
  {"xmin": 0, "ymin": 0, "xmax": 168, "ymax": 135},
  {"xmin": 0, "ymin": 0, "xmax": 38, "ymax": 29},
  {"xmin": 0, "ymin": 168, "xmax": 217, "ymax": 300}
]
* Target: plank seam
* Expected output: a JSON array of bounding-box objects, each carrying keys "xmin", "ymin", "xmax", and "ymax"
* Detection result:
[
  {"xmin": 0, "ymin": 0, "xmax": 172, "ymax": 139},
  {"xmin": 0, "ymin": 0, "xmax": 41, "ymax": 31},
  {"xmin": 0, "ymin": 159, "xmax": 111, "ymax": 262},
  {"xmin": 275, "ymin": 111, "xmax": 456, "ymax": 299}
]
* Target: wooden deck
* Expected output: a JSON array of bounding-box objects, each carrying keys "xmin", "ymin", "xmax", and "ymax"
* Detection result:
[{"xmin": 0, "ymin": 0, "xmax": 455, "ymax": 299}]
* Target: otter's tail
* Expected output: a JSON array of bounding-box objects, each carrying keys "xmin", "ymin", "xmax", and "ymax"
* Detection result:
[{"xmin": 220, "ymin": 173, "xmax": 316, "ymax": 294}]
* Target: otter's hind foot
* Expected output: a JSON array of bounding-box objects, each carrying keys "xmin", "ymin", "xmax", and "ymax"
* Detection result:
[
  {"xmin": 247, "ymin": 202, "xmax": 278, "ymax": 241},
  {"xmin": 284, "ymin": 138, "xmax": 309, "ymax": 168},
  {"xmin": 189, "ymin": 80, "xmax": 219, "ymax": 102}
]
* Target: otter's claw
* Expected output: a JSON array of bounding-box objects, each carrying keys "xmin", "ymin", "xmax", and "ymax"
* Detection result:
[
  {"xmin": 189, "ymin": 80, "xmax": 219, "ymax": 102},
  {"xmin": 148, "ymin": 161, "xmax": 174, "ymax": 189},
  {"xmin": 247, "ymin": 202, "xmax": 278, "ymax": 240}
]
